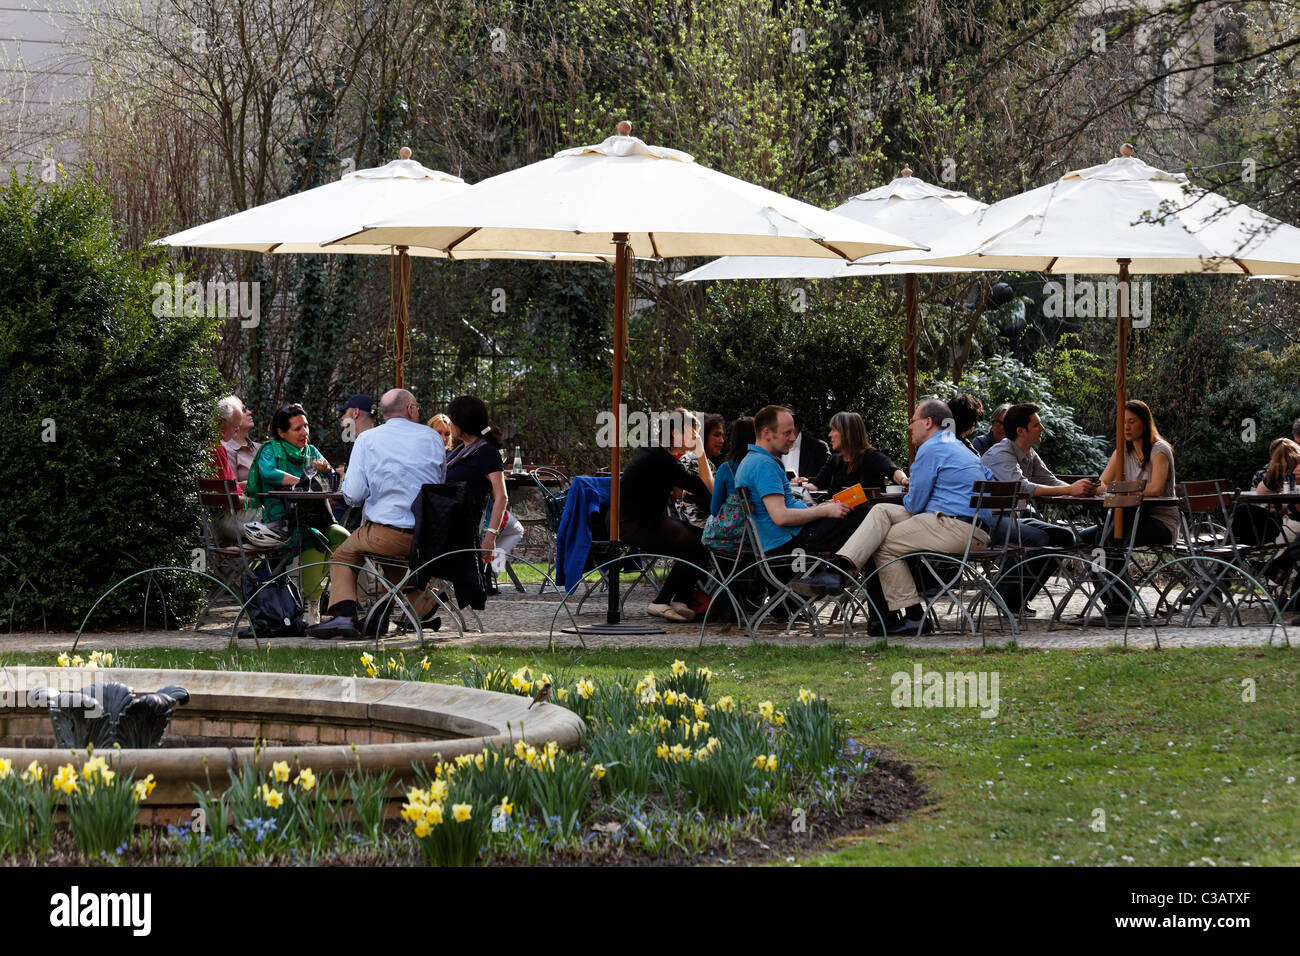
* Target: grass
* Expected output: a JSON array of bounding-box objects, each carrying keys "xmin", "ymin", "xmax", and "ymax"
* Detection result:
[{"xmin": 4, "ymin": 643, "xmax": 1296, "ymax": 866}]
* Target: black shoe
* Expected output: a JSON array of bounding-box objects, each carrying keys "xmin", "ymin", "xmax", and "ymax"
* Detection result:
[
  {"xmin": 791, "ymin": 570, "xmax": 848, "ymax": 597},
  {"xmin": 885, "ymin": 615, "xmax": 934, "ymax": 636},
  {"xmin": 866, "ymin": 611, "xmax": 902, "ymax": 637},
  {"xmin": 307, "ymin": 615, "xmax": 359, "ymax": 640}
]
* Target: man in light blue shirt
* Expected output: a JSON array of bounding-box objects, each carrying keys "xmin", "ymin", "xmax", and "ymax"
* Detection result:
[
  {"xmin": 308, "ymin": 388, "xmax": 445, "ymax": 639},
  {"xmin": 817, "ymin": 399, "xmax": 993, "ymax": 635}
]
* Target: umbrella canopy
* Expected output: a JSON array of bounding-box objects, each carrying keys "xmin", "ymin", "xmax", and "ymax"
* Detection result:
[
  {"xmin": 330, "ymin": 132, "xmax": 926, "ymax": 260},
  {"xmin": 330, "ymin": 122, "xmax": 929, "ymax": 632},
  {"xmin": 870, "ymin": 154, "xmax": 1300, "ymax": 276},
  {"xmin": 676, "ymin": 170, "xmax": 985, "ymax": 282},
  {"xmin": 159, "ymin": 153, "xmax": 471, "ymax": 256}
]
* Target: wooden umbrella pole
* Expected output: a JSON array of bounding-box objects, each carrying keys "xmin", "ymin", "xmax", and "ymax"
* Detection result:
[
  {"xmin": 1114, "ymin": 258, "xmax": 1131, "ymax": 540},
  {"xmin": 606, "ymin": 233, "xmax": 630, "ymax": 625},
  {"xmin": 905, "ymin": 274, "xmax": 919, "ymax": 464},
  {"xmin": 394, "ymin": 246, "xmax": 411, "ymax": 388}
]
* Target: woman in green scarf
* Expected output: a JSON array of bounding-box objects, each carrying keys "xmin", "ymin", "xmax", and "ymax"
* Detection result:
[{"xmin": 245, "ymin": 403, "xmax": 349, "ymax": 621}]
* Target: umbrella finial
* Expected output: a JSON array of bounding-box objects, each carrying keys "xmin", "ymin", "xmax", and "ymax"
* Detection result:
[
  {"xmin": 616, "ymin": 120, "xmax": 632, "ymax": 136},
  {"xmin": 1119, "ymin": 142, "xmax": 1135, "ymax": 157},
  {"xmin": 900, "ymin": 165, "xmax": 913, "ymax": 177},
  {"xmin": 399, "ymin": 146, "xmax": 412, "ymax": 160}
]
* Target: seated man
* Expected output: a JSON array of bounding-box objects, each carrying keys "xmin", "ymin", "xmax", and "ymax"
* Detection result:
[
  {"xmin": 799, "ymin": 399, "xmax": 996, "ymax": 635},
  {"xmin": 733, "ymin": 403, "xmax": 859, "ymax": 565},
  {"xmin": 308, "ymin": 388, "xmax": 445, "ymax": 639},
  {"xmin": 980, "ymin": 403, "xmax": 1095, "ymax": 611},
  {"xmin": 971, "ymin": 403, "xmax": 1010, "ymax": 456}
]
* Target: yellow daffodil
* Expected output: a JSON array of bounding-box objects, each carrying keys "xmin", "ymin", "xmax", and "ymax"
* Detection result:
[
  {"xmin": 294, "ymin": 768, "xmax": 316, "ymax": 791},
  {"xmin": 0, "ymin": 757, "xmax": 11, "ymax": 779},
  {"xmin": 715, "ymin": 696, "xmax": 735, "ymax": 713},
  {"xmin": 455, "ymin": 753, "xmax": 473, "ymax": 768},
  {"xmin": 498, "ymin": 796, "xmax": 514, "ymax": 817},
  {"xmin": 693, "ymin": 701, "xmax": 708, "ymax": 720},
  {"xmin": 591, "ymin": 763, "xmax": 606, "ymax": 780},
  {"xmin": 430, "ymin": 779, "xmax": 449, "ymax": 802},
  {"xmin": 420, "ymin": 657, "xmax": 431, "ymax": 672},
  {"xmin": 774, "ymin": 712, "xmax": 786, "ymax": 726},
  {"xmin": 662, "ymin": 689, "xmax": 680, "ymax": 706},
  {"xmin": 261, "ymin": 785, "xmax": 283, "ymax": 808},
  {"xmin": 576, "ymin": 679, "xmax": 595, "ymax": 699},
  {"xmin": 556, "ymin": 687, "xmax": 569, "ymax": 701},
  {"xmin": 698, "ymin": 666, "xmax": 713, "ymax": 681},
  {"xmin": 544, "ymin": 741, "xmax": 559, "ymax": 759},
  {"xmin": 758, "ymin": 700, "xmax": 775, "ymax": 720},
  {"xmin": 360, "ymin": 652, "xmax": 375, "ymax": 667},
  {"xmin": 270, "ymin": 760, "xmax": 290, "ymax": 783},
  {"xmin": 21, "ymin": 760, "xmax": 43, "ymax": 784},
  {"xmin": 514, "ymin": 740, "xmax": 529, "ymax": 760},
  {"xmin": 798, "ymin": 688, "xmax": 818, "ymax": 705},
  {"xmin": 765, "ymin": 754, "xmax": 779, "ymax": 772},
  {"xmin": 671, "ymin": 659, "xmax": 687, "ymax": 676},
  {"xmin": 56, "ymin": 653, "xmax": 71, "ymax": 667},
  {"xmin": 656, "ymin": 743, "xmax": 670, "ymax": 759},
  {"xmin": 52, "ymin": 764, "xmax": 79, "ymax": 795},
  {"xmin": 414, "ymin": 820, "xmax": 430, "ymax": 838},
  {"xmin": 452, "ymin": 803, "xmax": 472, "ymax": 822},
  {"xmin": 425, "ymin": 804, "xmax": 444, "ymax": 825},
  {"xmin": 406, "ymin": 786, "xmax": 429, "ymax": 805},
  {"xmin": 133, "ymin": 774, "xmax": 156, "ymax": 802},
  {"xmin": 474, "ymin": 754, "xmax": 485, "ymax": 771}
]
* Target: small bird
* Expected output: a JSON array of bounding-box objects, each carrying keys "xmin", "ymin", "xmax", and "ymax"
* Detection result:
[{"xmin": 528, "ymin": 682, "xmax": 552, "ymax": 709}]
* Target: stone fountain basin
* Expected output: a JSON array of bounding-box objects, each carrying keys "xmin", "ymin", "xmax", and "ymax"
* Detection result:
[{"xmin": 0, "ymin": 667, "xmax": 585, "ymax": 820}]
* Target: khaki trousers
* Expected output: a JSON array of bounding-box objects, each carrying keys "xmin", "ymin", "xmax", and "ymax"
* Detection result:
[
  {"xmin": 837, "ymin": 505, "xmax": 989, "ymax": 611},
  {"xmin": 327, "ymin": 522, "xmax": 415, "ymax": 607}
]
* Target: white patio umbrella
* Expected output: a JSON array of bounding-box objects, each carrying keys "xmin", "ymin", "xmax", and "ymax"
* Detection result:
[
  {"xmin": 678, "ymin": 168, "xmax": 990, "ymax": 454},
  {"xmin": 158, "ymin": 149, "xmax": 613, "ymax": 387},
  {"xmin": 857, "ymin": 148, "xmax": 1300, "ymax": 500},
  {"xmin": 331, "ymin": 121, "xmax": 927, "ymax": 632}
]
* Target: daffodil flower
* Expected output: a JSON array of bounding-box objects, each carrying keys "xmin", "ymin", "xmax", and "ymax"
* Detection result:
[
  {"xmin": 671, "ymin": 659, "xmax": 687, "ymax": 676},
  {"xmin": 758, "ymin": 700, "xmax": 775, "ymax": 720},
  {"xmin": 414, "ymin": 820, "xmax": 431, "ymax": 838},
  {"xmin": 21, "ymin": 760, "xmax": 43, "ymax": 784},
  {"xmin": 0, "ymin": 757, "xmax": 12, "ymax": 780},
  {"xmin": 294, "ymin": 768, "xmax": 316, "ymax": 791},
  {"xmin": 452, "ymin": 803, "xmax": 472, "ymax": 822},
  {"xmin": 270, "ymin": 760, "xmax": 290, "ymax": 783}
]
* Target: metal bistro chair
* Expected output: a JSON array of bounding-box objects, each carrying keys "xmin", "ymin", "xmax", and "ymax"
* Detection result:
[
  {"xmin": 195, "ymin": 478, "xmax": 296, "ymax": 628},
  {"xmin": 1164, "ymin": 480, "xmax": 1259, "ymax": 625},
  {"xmin": 1054, "ymin": 479, "xmax": 1147, "ymax": 625},
  {"xmin": 512, "ymin": 467, "xmax": 570, "ymax": 593}
]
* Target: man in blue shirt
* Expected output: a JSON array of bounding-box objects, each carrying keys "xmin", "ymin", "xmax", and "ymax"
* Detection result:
[
  {"xmin": 796, "ymin": 399, "xmax": 993, "ymax": 635},
  {"xmin": 308, "ymin": 388, "xmax": 446, "ymax": 639},
  {"xmin": 735, "ymin": 405, "xmax": 855, "ymax": 550}
]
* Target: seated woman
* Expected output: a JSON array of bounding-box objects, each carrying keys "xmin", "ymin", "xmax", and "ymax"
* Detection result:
[
  {"xmin": 442, "ymin": 396, "xmax": 511, "ymax": 588},
  {"xmin": 428, "ymin": 413, "xmax": 456, "ymax": 453},
  {"xmin": 619, "ymin": 408, "xmax": 713, "ymax": 623},
  {"xmin": 244, "ymin": 403, "xmax": 349, "ymax": 625},
  {"xmin": 803, "ymin": 411, "xmax": 908, "ymax": 495},
  {"xmin": 1080, "ymin": 400, "xmax": 1177, "ymax": 618},
  {"xmin": 702, "ymin": 417, "xmax": 755, "ymax": 550},
  {"xmin": 1234, "ymin": 438, "xmax": 1300, "ymax": 547},
  {"xmin": 674, "ymin": 412, "xmax": 725, "ymax": 529},
  {"xmin": 948, "ymin": 394, "xmax": 985, "ymax": 455}
]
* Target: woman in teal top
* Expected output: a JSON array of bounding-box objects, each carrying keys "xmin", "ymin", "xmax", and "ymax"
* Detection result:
[{"xmin": 245, "ymin": 403, "xmax": 349, "ymax": 615}]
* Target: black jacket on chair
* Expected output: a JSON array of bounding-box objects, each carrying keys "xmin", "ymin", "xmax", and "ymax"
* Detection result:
[{"xmin": 409, "ymin": 482, "xmax": 486, "ymax": 610}]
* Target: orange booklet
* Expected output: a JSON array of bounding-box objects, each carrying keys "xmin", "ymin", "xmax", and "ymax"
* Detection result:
[{"xmin": 833, "ymin": 483, "xmax": 868, "ymax": 509}]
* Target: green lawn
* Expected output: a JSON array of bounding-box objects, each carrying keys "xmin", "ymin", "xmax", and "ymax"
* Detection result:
[{"xmin": 6, "ymin": 643, "xmax": 1296, "ymax": 866}]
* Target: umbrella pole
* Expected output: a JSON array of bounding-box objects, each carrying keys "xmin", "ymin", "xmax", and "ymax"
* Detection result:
[
  {"xmin": 905, "ymin": 274, "xmax": 919, "ymax": 464},
  {"xmin": 1114, "ymin": 258, "xmax": 1131, "ymax": 540},
  {"xmin": 394, "ymin": 246, "xmax": 410, "ymax": 389},
  {"xmin": 565, "ymin": 233, "xmax": 664, "ymax": 636}
]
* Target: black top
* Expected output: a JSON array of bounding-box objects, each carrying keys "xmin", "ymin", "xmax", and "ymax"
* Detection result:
[
  {"xmin": 796, "ymin": 436, "xmax": 831, "ymax": 480},
  {"xmin": 446, "ymin": 441, "xmax": 503, "ymax": 518},
  {"xmin": 620, "ymin": 446, "xmax": 709, "ymax": 530},
  {"xmin": 812, "ymin": 450, "xmax": 899, "ymax": 494}
]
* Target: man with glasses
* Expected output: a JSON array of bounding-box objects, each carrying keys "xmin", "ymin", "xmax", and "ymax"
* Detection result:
[
  {"xmin": 795, "ymin": 399, "xmax": 995, "ymax": 635},
  {"xmin": 972, "ymin": 403, "xmax": 1011, "ymax": 456},
  {"xmin": 308, "ymin": 388, "xmax": 444, "ymax": 639}
]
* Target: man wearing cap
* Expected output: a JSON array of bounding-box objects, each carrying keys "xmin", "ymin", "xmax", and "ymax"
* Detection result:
[
  {"xmin": 337, "ymin": 393, "xmax": 377, "ymax": 469},
  {"xmin": 308, "ymin": 388, "xmax": 445, "ymax": 639}
]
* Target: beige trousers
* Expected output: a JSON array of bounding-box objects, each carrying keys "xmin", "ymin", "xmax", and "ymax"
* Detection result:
[
  {"xmin": 327, "ymin": 522, "xmax": 417, "ymax": 607},
  {"xmin": 836, "ymin": 505, "xmax": 990, "ymax": 611}
]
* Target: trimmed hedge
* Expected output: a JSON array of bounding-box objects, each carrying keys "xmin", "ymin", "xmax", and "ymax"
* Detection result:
[{"xmin": 0, "ymin": 170, "xmax": 222, "ymax": 629}]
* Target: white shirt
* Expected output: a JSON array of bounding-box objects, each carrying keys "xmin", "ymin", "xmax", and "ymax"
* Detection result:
[
  {"xmin": 780, "ymin": 432, "xmax": 803, "ymax": 477},
  {"xmin": 340, "ymin": 419, "xmax": 445, "ymax": 529}
]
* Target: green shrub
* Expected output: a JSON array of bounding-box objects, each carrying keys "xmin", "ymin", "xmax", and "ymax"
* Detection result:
[
  {"xmin": 0, "ymin": 170, "xmax": 222, "ymax": 628},
  {"xmin": 930, "ymin": 354, "xmax": 1108, "ymax": 474}
]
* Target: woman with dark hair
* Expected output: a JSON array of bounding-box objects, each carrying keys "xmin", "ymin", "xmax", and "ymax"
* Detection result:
[
  {"xmin": 675, "ymin": 411, "xmax": 723, "ymax": 529},
  {"xmin": 803, "ymin": 411, "xmax": 908, "ymax": 495},
  {"xmin": 1081, "ymin": 399, "xmax": 1177, "ymax": 619},
  {"xmin": 443, "ymin": 396, "xmax": 510, "ymax": 574},
  {"xmin": 244, "ymin": 403, "xmax": 349, "ymax": 623},
  {"xmin": 701, "ymin": 413, "xmax": 726, "ymax": 469},
  {"xmin": 710, "ymin": 417, "xmax": 756, "ymax": 517},
  {"xmin": 619, "ymin": 408, "xmax": 712, "ymax": 622},
  {"xmin": 948, "ymin": 394, "xmax": 985, "ymax": 454}
]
